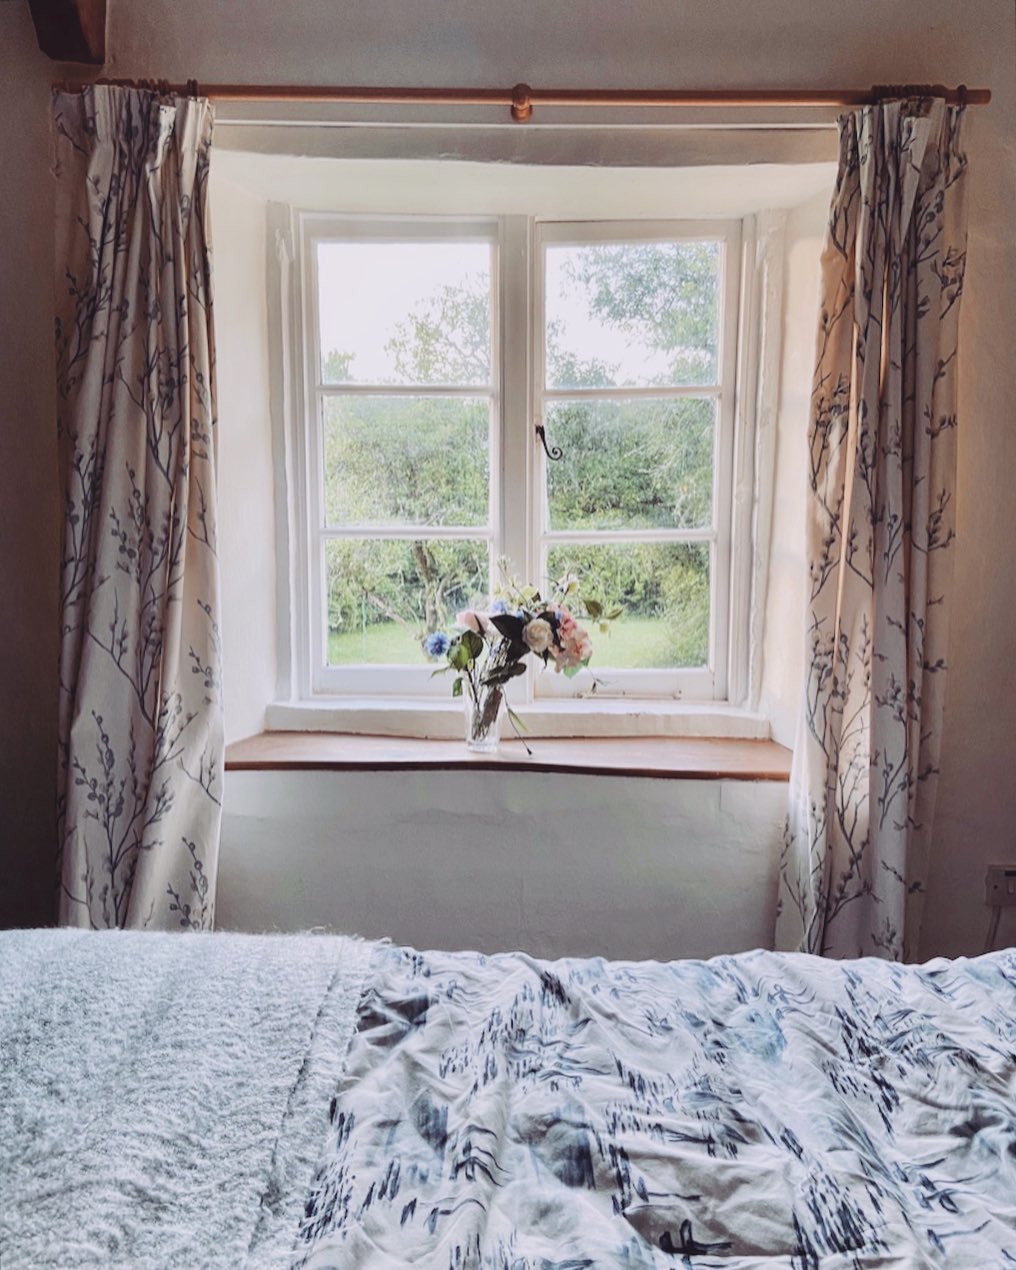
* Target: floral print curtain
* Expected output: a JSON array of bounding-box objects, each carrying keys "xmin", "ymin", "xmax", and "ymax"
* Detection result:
[
  {"xmin": 54, "ymin": 86, "xmax": 223, "ymax": 930},
  {"xmin": 776, "ymin": 99, "xmax": 968, "ymax": 960}
]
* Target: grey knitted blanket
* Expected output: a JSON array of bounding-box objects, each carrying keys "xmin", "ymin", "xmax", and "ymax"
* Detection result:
[{"xmin": 0, "ymin": 928, "xmax": 374, "ymax": 1269}]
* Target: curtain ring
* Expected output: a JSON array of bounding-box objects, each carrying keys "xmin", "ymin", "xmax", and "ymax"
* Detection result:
[
  {"xmin": 956, "ymin": 83, "xmax": 968, "ymax": 109},
  {"xmin": 186, "ymin": 79, "xmax": 199, "ymax": 99}
]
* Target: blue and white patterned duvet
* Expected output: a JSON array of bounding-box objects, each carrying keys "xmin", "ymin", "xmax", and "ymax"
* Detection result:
[{"xmin": 296, "ymin": 945, "xmax": 1016, "ymax": 1268}]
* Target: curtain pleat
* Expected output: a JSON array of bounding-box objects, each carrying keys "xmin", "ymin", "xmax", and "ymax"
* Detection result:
[{"xmin": 54, "ymin": 85, "xmax": 223, "ymax": 930}]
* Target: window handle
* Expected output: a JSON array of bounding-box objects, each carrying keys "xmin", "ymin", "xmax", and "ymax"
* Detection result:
[{"xmin": 535, "ymin": 420, "xmax": 564, "ymax": 462}]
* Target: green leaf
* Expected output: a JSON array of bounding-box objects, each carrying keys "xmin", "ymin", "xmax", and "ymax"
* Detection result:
[
  {"xmin": 449, "ymin": 642, "xmax": 471, "ymax": 671},
  {"xmin": 599, "ymin": 621, "xmax": 609, "ymax": 634},
  {"xmin": 586, "ymin": 599, "xmax": 603, "ymax": 619},
  {"xmin": 452, "ymin": 677, "xmax": 463, "ymax": 698},
  {"xmin": 429, "ymin": 665, "xmax": 451, "ymax": 677},
  {"xmin": 461, "ymin": 630, "xmax": 485, "ymax": 659},
  {"xmin": 607, "ymin": 607, "xmax": 624, "ymax": 620}
]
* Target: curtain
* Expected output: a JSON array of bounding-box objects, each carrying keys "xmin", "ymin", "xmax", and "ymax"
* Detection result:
[
  {"xmin": 54, "ymin": 85, "xmax": 223, "ymax": 930},
  {"xmin": 776, "ymin": 99, "xmax": 968, "ymax": 961}
]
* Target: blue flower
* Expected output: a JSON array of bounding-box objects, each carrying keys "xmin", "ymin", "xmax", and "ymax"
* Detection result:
[
  {"xmin": 424, "ymin": 631, "xmax": 451, "ymax": 658},
  {"xmin": 488, "ymin": 598, "xmax": 509, "ymax": 615}
]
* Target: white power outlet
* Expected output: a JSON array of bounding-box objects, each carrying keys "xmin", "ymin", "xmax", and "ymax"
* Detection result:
[{"xmin": 985, "ymin": 865, "xmax": 1016, "ymax": 907}]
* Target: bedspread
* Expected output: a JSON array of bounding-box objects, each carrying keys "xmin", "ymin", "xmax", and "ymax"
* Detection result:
[{"xmin": 296, "ymin": 945, "xmax": 1016, "ymax": 1269}]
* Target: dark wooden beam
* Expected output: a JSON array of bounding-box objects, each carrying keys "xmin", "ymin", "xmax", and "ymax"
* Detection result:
[{"xmin": 28, "ymin": 0, "xmax": 106, "ymax": 65}]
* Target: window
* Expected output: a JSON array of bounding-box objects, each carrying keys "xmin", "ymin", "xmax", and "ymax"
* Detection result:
[
  {"xmin": 295, "ymin": 209, "xmax": 748, "ymax": 706},
  {"xmin": 534, "ymin": 221, "xmax": 740, "ymax": 702},
  {"xmin": 305, "ymin": 220, "xmax": 499, "ymax": 697}
]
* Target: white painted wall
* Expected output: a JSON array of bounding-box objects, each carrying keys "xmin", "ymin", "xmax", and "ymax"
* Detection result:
[
  {"xmin": 759, "ymin": 189, "xmax": 829, "ymax": 749},
  {"xmin": 2, "ymin": 0, "xmax": 1014, "ymax": 954},
  {"xmin": 210, "ymin": 170, "xmax": 278, "ymax": 744},
  {"xmin": 217, "ymin": 771, "xmax": 787, "ymax": 959}
]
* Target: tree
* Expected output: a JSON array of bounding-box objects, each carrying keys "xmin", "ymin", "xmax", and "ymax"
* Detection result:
[
  {"xmin": 560, "ymin": 241, "xmax": 719, "ymax": 384},
  {"xmin": 322, "ymin": 348, "xmax": 355, "ymax": 382},
  {"xmin": 386, "ymin": 283, "xmax": 490, "ymax": 385}
]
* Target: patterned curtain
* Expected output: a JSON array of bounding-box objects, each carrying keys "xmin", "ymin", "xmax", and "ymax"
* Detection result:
[
  {"xmin": 776, "ymin": 99, "xmax": 968, "ymax": 961},
  {"xmin": 54, "ymin": 86, "xmax": 223, "ymax": 930}
]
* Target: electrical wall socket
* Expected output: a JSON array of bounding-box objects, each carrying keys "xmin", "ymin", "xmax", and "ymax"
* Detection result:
[{"xmin": 985, "ymin": 865, "xmax": 1016, "ymax": 907}]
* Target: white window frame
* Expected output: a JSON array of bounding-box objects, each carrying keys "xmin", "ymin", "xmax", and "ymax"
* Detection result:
[{"xmin": 283, "ymin": 202, "xmax": 777, "ymax": 727}]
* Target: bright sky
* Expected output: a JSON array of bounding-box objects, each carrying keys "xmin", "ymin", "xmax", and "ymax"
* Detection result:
[
  {"xmin": 316, "ymin": 239, "xmax": 719, "ymax": 388},
  {"xmin": 317, "ymin": 242, "xmax": 491, "ymax": 384}
]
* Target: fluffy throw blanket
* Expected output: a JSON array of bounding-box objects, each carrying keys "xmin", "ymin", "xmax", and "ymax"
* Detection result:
[{"xmin": 0, "ymin": 928, "xmax": 373, "ymax": 1269}]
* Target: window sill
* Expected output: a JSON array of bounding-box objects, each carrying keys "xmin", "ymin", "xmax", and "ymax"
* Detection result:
[
  {"xmin": 225, "ymin": 731, "xmax": 791, "ymax": 782},
  {"xmin": 264, "ymin": 698, "xmax": 771, "ymax": 741}
]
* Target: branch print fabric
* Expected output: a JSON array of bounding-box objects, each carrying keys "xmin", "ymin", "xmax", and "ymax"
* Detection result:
[
  {"xmin": 777, "ymin": 100, "xmax": 968, "ymax": 960},
  {"xmin": 296, "ymin": 943, "xmax": 1016, "ymax": 1268},
  {"xmin": 53, "ymin": 86, "xmax": 223, "ymax": 929}
]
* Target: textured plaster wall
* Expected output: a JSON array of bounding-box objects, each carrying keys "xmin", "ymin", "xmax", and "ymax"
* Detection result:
[
  {"xmin": 1, "ymin": 0, "xmax": 1013, "ymax": 953},
  {"xmin": 217, "ymin": 771, "xmax": 788, "ymax": 960},
  {"xmin": 210, "ymin": 170, "xmax": 277, "ymax": 745},
  {"xmin": 759, "ymin": 190, "xmax": 829, "ymax": 750}
]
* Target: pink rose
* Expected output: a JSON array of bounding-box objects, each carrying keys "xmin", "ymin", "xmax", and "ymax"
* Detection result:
[{"xmin": 455, "ymin": 609, "xmax": 490, "ymax": 634}]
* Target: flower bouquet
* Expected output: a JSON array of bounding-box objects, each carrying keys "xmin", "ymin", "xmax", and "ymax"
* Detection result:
[{"xmin": 423, "ymin": 570, "xmax": 622, "ymax": 752}]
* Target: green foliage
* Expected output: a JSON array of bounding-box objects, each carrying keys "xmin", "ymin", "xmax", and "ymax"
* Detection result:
[
  {"xmin": 325, "ymin": 538, "xmax": 487, "ymax": 656},
  {"xmin": 385, "ymin": 283, "xmax": 491, "ymax": 385},
  {"xmin": 322, "ymin": 348, "xmax": 355, "ymax": 382},
  {"xmin": 560, "ymin": 241, "xmax": 720, "ymax": 385},
  {"xmin": 546, "ymin": 397, "xmax": 714, "ymax": 532},
  {"xmin": 546, "ymin": 543, "xmax": 710, "ymax": 668},
  {"xmin": 324, "ymin": 396, "xmax": 488, "ymax": 527}
]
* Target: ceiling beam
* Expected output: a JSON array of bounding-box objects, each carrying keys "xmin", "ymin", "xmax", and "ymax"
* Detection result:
[{"xmin": 28, "ymin": 0, "xmax": 106, "ymax": 65}]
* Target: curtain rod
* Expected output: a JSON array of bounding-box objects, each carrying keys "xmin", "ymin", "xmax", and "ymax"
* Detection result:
[{"xmin": 69, "ymin": 80, "xmax": 989, "ymax": 122}]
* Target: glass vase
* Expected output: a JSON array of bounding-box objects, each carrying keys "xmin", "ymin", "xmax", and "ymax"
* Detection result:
[{"xmin": 464, "ymin": 682, "xmax": 505, "ymax": 753}]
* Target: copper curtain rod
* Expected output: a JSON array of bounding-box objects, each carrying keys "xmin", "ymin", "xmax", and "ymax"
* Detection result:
[{"xmin": 81, "ymin": 79, "xmax": 989, "ymax": 121}]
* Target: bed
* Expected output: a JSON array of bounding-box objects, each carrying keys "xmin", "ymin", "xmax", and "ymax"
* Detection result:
[{"xmin": 1, "ymin": 930, "xmax": 1014, "ymax": 1268}]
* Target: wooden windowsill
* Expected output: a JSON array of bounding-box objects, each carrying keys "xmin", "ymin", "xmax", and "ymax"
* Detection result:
[{"xmin": 225, "ymin": 732, "xmax": 792, "ymax": 782}]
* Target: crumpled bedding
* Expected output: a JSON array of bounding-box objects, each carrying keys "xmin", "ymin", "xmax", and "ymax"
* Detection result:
[{"xmin": 295, "ymin": 944, "xmax": 1016, "ymax": 1269}]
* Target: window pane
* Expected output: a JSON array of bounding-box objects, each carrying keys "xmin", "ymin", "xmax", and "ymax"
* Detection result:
[
  {"xmin": 326, "ymin": 538, "xmax": 489, "ymax": 665},
  {"xmin": 545, "ymin": 240, "xmax": 720, "ymax": 389},
  {"xmin": 317, "ymin": 241, "xmax": 492, "ymax": 386},
  {"xmin": 545, "ymin": 397, "xmax": 714, "ymax": 531},
  {"xmin": 546, "ymin": 543, "xmax": 710, "ymax": 669},
  {"xmin": 323, "ymin": 396, "xmax": 489, "ymax": 528}
]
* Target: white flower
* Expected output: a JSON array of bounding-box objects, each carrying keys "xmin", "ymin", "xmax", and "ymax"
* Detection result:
[{"xmin": 522, "ymin": 617, "xmax": 553, "ymax": 654}]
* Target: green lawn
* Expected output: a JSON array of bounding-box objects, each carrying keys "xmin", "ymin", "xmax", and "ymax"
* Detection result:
[{"xmin": 328, "ymin": 615, "xmax": 704, "ymax": 670}]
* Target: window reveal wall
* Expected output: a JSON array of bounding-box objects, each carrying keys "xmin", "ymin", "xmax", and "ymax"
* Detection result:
[
  {"xmin": 211, "ymin": 155, "xmax": 832, "ymax": 744},
  {"xmin": 211, "ymin": 171, "xmax": 278, "ymax": 742}
]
